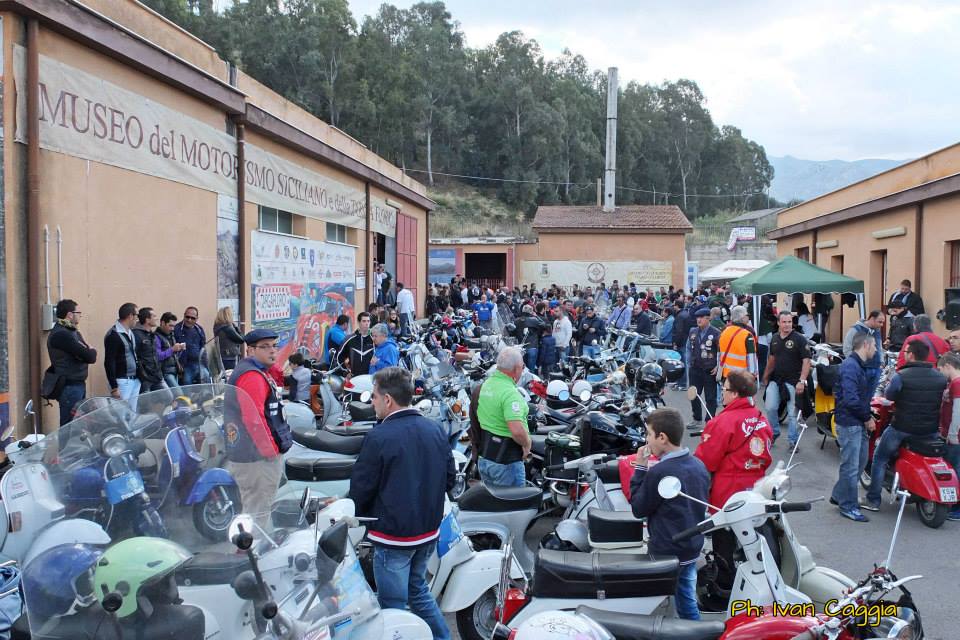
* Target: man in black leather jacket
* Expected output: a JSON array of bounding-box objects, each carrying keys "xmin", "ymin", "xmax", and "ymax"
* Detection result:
[
  {"xmin": 513, "ymin": 305, "xmax": 545, "ymax": 372},
  {"xmin": 863, "ymin": 339, "xmax": 947, "ymax": 511}
]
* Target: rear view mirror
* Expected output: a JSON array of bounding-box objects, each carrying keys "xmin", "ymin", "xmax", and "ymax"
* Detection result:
[
  {"xmin": 319, "ymin": 520, "xmax": 349, "ymax": 564},
  {"xmin": 658, "ymin": 476, "xmax": 682, "ymax": 500},
  {"xmin": 579, "ymin": 390, "xmax": 592, "ymax": 403},
  {"xmin": 0, "ymin": 425, "xmax": 14, "ymax": 442},
  {"xmin": 228, "ymin": 514, "xmax": 256, "ymax": 549},
  {"xmin": 557, "ymin": 389, "xmax": 570, "ymax": 402},
  {"xmin": 359, "ymin": 390, "xmax": 372, "ymax": 403},
  {"xmin": 24, "ymin": 400, "xmax": 33, "ymax": 417}
]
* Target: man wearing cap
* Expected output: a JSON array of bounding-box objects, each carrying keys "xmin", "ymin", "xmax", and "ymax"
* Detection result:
[
  {"xmin": 886, "ymin": 300, "xmax": 914, "ymax": 353},
  {"xmin": 224, "ymin": 328, "xmax": 293, "ymax": 527},
  {"xmin": 687, "ymin": 308, "xmax": 721, "ymax": 434},
  {"xmin": 577, "ymin": 304, "xmax": 606, "ymax": 359}
]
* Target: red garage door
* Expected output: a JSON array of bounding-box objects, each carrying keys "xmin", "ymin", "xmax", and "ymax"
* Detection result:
[{"xmin": 396, "ymin": 213, "xmax": 418, "ymax": 310}]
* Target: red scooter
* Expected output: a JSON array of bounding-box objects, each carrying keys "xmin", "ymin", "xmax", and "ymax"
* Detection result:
[{"xmin": 862, "ymin": 398, "xmax": 959, "ymax": 528}]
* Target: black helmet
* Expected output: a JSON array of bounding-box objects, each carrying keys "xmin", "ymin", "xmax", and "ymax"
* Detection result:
[
  {"xmin": 624, "ymin": 358, "xmax": 646, "ymax": 384},
  {"xmin": 638, "ymin": 362, "xmax": 665, "ymax": 394}
]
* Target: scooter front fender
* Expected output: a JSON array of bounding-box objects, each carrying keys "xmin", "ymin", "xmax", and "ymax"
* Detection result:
[
  {"xmin": 438, "ymin": 549, "xmax": 525, "ymax": 613},
  {"xmin": 184, "ymin": 467, "xmax": 237, "ymax": 505},
  {"xmin": 895, "ymin": 451, "xmax": 959, "ymax": 503}
]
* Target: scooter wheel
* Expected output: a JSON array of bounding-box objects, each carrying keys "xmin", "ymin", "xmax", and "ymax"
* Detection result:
[
  {"xmin": 193, "ymin": 486, "xmax": 243, "ymax": 541},
  {"xmin": 456, "ymin": 587, "xmax": 497, "ymax": 640},
  {"xmin": 916, "ymin": 500, "xmax": 949, "ymax": 529}
]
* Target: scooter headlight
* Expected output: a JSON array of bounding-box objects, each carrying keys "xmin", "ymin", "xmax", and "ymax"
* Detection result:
[
  {"xmin": 102, "ymin": 433, "xmax": 127, "ymax": 457},
  {"xmin": 874, "ymin": 608, "xmax": 919, "ymax": 639}
]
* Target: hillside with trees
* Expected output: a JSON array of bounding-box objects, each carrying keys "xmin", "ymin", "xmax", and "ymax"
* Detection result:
[{"xmin": 146, "ymin": 0, "xmax": 780, "ymax": 219}]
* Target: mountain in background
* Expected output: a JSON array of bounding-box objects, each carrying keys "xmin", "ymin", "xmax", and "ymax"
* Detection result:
[{"xmin": 769, "ymin": 156, "xmax": 907, "ymax": 203}]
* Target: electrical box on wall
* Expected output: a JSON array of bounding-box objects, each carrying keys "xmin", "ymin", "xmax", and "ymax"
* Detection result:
[
  {"xmin": 41, "ymin": 304, "xmax": 56, "ymax": 331},
  {"xmin": 944, "ymin": 289, "xmax": 960, "ymax": 330}
]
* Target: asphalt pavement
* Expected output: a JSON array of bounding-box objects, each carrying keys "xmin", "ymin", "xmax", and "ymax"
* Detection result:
[{"xmin": 449, "ymin": 387, "xmax": 957, "ymax": 639}]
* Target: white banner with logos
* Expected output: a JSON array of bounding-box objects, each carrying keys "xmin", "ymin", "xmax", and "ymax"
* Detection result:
[
  {"xmin": 14, "ymin": 46, "xmax": 401, "ymax": 235},
  {"xmin": 520, "ymin": 260, "xmax": 672, "ymax": 290}
]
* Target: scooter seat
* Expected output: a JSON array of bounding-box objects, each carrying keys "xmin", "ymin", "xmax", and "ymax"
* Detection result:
[
  {"xmin": 531, "ymin": 434, "xmax": 548, "ymax": 457},
  {"xmin": 535, "ymin": 423, "xmax": 571, "ymax": 435},
  {"xmin": 176, "ymin": 552, "xmax": 250, "ymax": 586},
  {"xmin": 457, "ymin": 483, "xmax": 541, "ymax": 512},
  {"xmin": 905, "ymin": 434, "xmax": 946, "ymax": 458},
  {"xmin": 291, "ymin": 425, "xmax": 365, "ymax": 455},
  {"xmin": 348, "ymin": 401, "xmax": 376, "ymax": 422},
  {"xmin": 532, "ymin": 549, "xmax": 678, "ymax": 599},
  {"xmin": 587, "ymin": 508, "xmax": 644, "ymax": 544},
  {"xmin": 29, "ymin": 603, "xmax": 206, "ymax": 640},
  {"xmin": 463, "ymin": 338, "xmax": 482, "ymax": 349},
  {"xmin": 544, "ymin": 406, "xmax": 577, "ymax": 423},
  {"xmin": 575, "ymin": 606, "xmax": 725, "ymax": 640},
  {"xmin": 285, "ymin": 456, "xmax": 356, "ymax": 482}
]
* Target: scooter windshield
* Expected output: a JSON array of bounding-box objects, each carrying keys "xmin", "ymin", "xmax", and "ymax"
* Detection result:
[{"xmin": 20, "ymin": 383, "xmax": 317, "ymax": 640}]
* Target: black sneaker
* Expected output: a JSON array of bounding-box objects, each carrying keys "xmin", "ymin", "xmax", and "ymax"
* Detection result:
[
  {"xmin": 860, "ymin": 501, "xmax": 881, "ymax": 512},
  {"xmin": 829, "ymin": 497, "xmax": 838, "ymax": 506}
]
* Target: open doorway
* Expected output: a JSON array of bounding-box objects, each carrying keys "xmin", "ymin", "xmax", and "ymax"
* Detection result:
[{"xmin": 465, "ymin": 252, "xmax": 507, "ymax": 290}]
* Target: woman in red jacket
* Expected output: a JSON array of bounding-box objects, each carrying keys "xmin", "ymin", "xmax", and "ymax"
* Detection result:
[{"xmin": 694, "ymin": 369, "xmax": 773, "ymax": 595}]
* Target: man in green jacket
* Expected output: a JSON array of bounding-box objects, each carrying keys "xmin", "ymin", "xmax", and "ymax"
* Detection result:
[{"xmin": 475, "ymin": 347, "xmax": 531, "ymax": 487}]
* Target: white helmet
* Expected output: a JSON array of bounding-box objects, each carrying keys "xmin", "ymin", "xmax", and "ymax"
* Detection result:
[
  {"xmin": 554, "ymin": 519, "xmax": 589, "ymax": 552},
  {"xmin": 514, "ymin": 611, "xmax": 613, "ymax": 640},
  {"xmin": 571, "ymin": 380, "xmax": 592, "ymax": 401},
  {"xmin": 546, "ymin": 380, "xmax": 569, "ymax": 401}
]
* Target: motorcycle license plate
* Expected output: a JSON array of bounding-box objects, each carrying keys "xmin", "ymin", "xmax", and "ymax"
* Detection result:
[
  {"xmin": 940, "ymin": 487, "xmax": 958, "ymax": 503},
  {"xmin": 105, "ymin": 472, "xmax": 146, "ymax": 504}
]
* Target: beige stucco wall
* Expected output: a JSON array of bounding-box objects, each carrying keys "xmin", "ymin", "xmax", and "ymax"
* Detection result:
[
  {"xmin": 779, "ymin": 143, "xmax": 960, "ymax": 228},
  {"xmin": 515, "ymin": 232, "xmax": 687, "ymax": 290}
]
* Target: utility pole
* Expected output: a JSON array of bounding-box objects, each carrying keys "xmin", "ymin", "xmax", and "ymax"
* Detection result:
[
  {"xmin": 596, "ymin": 178, "xmax": 602, "ymax": 207},
  {"xmin": 603, "ymin": 67, "xmax": 618, "ymax": 212}
]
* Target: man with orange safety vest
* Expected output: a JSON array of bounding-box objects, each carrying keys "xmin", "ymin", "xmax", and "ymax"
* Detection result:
[{"xmin": 717, "ymin": 305, "xmax": 759, "ymax": 380}]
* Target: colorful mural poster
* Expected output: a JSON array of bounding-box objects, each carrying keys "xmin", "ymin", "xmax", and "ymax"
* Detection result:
[
  {"xmin": 428, "ymin": 248, "xmax": 457, "ymax": 285},
  {"xmin": 250, "ymin": 230, "xmax": 355, "ymax": 362}
]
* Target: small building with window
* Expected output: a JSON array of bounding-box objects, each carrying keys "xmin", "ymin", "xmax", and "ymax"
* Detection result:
[{"xmin": 769, "ymin": 142, "xmax": 960, "ymax": 341}]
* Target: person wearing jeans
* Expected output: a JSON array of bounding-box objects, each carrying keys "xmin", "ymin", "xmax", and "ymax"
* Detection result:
[
  {"xmin": 865, "ymin": 340, "xmax": 946, "ymax": 511},
  {"xmin": 761, "ymin": 311, "xmax": 810, "ymax": 447},
  {"xmin": 629, "ymin": 408, "xmax": 710, "ymax": 620},
  {"xmin": 349, "ymin": 367, "xmax": 454, "ymax": 639},
  {"xmin": 475, "ymin": 348, "xmax": 531, "ymax": 488},
  {"xmin": 46, "ymin": 299, "xmax": 98, "ymax": 425},
  {"xmin": 104, "ymin": 302, "xmax": 142, "ymax": 411},
  {"xmin": 937, "ymin": 353, "xmax": 960, "ymax": 521},
  {"xmin": 830, "ymin": 332, "xmax": 877, "ymax": 521}
]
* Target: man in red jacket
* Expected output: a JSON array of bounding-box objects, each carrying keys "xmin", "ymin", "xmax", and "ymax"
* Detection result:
[
  {"xmin": 897, "ymin": 314, "xmax": 948, "ymax": 370},
  {"xmin": 694, "ymin": 369, "xmax": 773, "ymax": 591}
]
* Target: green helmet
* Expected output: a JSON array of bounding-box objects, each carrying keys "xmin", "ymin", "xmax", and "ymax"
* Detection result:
[{"xmin": 94, "ymin": 537, "xmax": 191, "ymax": 618}]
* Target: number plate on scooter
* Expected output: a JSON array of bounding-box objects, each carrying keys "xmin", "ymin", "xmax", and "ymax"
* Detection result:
[
  {"xmin": 105, "ymin": 473, "xmax": 146, "ymax": 504},
  {"xmin": 940, "ymin": 487, "xmax": 958, "ymax": 503}
]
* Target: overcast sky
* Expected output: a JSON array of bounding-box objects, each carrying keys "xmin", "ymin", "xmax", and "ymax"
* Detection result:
[{"xmin": 348, "ymin": 0, "xmax": 960, "ymax": 162}]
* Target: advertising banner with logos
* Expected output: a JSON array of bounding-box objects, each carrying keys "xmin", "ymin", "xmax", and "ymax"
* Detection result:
[
  {"xmin": 520, "ymin": 260, "xmax": 672, "ymax": 291},
  {"xmin": 250, "ymin": 231, "xmax": 355, "ymax": 362},
  {"xmin": 13, "ymin": 46, "xmax": 399, "ymax": 237}
]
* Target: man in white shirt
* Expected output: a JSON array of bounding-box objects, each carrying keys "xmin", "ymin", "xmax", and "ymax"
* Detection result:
[
  {"xmin": 552, "ymin": 306, "xmax": 573, "ymax": 363},
  {"xmin": 396, "ymin": 282, "xmax": 416, "ymax": 336},
  {"xmin": 374, "ymin": 264, "xmax": 388, "ymax": 304}
]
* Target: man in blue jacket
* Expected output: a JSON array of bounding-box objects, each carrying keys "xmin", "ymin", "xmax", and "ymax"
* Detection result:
[
  {"xmin": 830, "ymin": 332, "xmax": 877, "ymax": 522},
  {"xmin": 369, "ymin": 323, "xmax": 400, "ymax": 374},
  {"xmin": 349, "ymin": 367, "xmax": 455, "ymax": 639},
  {"xmin": 323, "ymin": 315, "xmax": 349, "ymax": 364},
  {"xmin": 630, "ymin": 407, "xmax": 710, "ymax": 620}
]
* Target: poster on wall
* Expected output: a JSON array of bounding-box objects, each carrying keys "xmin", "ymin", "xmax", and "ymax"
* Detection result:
[
  {"xmin": 217, "ymin": 194, "xmax": 239, "ymax": 321},
  {"xmin": 251, "ymin": 230, "xmax": 355, "ymax": 363},
  {"xmin": 520, "ymin": 260, "xmax": 672, "ymax": 291},
  {"xmin": 428, "ymin": 249, "xmax": 457, "ymax": 285}
]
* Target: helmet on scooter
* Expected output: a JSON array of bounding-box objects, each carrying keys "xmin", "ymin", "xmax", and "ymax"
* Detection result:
[
  {"xmin": 623, "ymin": 357, "xmax": 646, "ymax": 384},
  {"xmin": 546, "ymin": 380, "xmax": 570, "ymax": 403},
  {"xmin": 22, "ymin": 543, "xmax": 104, "ymax": 619},
  {"xmin": 637, "ymin": 362, "xmax": 665, "ymax": 394},
  {"xmin": 554, "ymin": 519, "xmax": 590, "ymax": 552},
  {"xmin": 94, "ymin": 537, "xmax": 192, "ymax": 618},
  {"xmin": 512, "ymin": 611, "xmax": 614, "ymax": 640},
  {"xmin": 571, "ymin": 380, "xmax": 592, "ymax": 402}
]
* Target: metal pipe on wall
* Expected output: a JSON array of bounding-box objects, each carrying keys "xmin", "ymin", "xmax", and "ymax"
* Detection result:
[
  {"xmin": 26, "ymin": 19, "xmax": 41, "ymax": 414},
  {"xmin": 235, "ymin": 121, "xmax": 246, "ymax": 329},
  {"xmin": 365, "ymin": 183, "xmax": 373, "ymax": 303},
  {"xmin": 43, "ymin": 225, "xmax": 50, "ymax": 305},
  {"xmin": 56, "ymin": 225, "xmax": 63, "ymax": 301}
]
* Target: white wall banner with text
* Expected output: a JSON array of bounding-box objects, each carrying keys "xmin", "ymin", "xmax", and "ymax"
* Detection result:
[{"xmin": 520, "ymin": 260, "xmax": 672, "ymax": 290}]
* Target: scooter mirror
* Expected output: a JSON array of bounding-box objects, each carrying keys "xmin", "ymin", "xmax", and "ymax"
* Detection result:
[
  {"xmin": 0, "ymin": 425, "xmax": 13, "ymax": 442},
  {"xmin": 359, "ymin": 390, "xmax": 372, "ymax": 403},
  {"xmin": 579, "ymin": 390, "xmax": 592, "ymax": 403},
  {"xmin": 658, "ymin": 476, "xmax": 682, "ymax": 500},
  {"xmin": 24, "ymin": 400, "xmax": 33, "ymax": 417},
  {"xmin": 228, "ymin": 514, "xmax": 256, "ymax": 548},
  {"xmin": 557, "ymin": 389, "xmax": 570, "ymax": 402}
]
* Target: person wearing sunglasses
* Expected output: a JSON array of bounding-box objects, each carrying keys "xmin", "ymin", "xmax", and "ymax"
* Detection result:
[
  {"xmin": 693, "ymin": 369, "xmax": 773, "ymax": 591},
  {"xmin": 45, "ymin": 298, "xmax": 98, "ymax": 425},
  {"xmin": 174, "ymin": 306, "xmax": 209, "ymax": 384},
  {"xmin": 223, "ymin": 328, "xmax": 293, "ymax": 529}
]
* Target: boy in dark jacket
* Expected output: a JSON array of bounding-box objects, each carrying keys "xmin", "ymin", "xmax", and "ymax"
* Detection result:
[
  {"xmin": 537, "ymin": 325, "xmax": 558, "ymax": 378},
  {"xmin": 349, "ymin": 367, "xmax": 455, "ymax": 639},
  {"xmin": 630, "ymin": 407, "xmax": 710, "ymax": 620}
]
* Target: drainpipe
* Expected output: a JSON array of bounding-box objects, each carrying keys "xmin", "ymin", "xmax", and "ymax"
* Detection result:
[
  {"xmin": 811, "ymin": 229, "xmax": 818, "ymax": 265},
  {"xmin": 235, "ymin": 121, "xmax": 246, "ymax": 328},
  {"xmin": 425, "ymin": 210, "xmax": 430, "ymax": 301},
  {"xmin": 26, "ymin": 19, "xmax": 41, "ymax": 413},
  {"xmin": 365, "ymin": 183, "xmax": 372, "ymax": 305},
  {"xmin": 914, "ymin": 203, "xmax": 923, "ymax": 294}
]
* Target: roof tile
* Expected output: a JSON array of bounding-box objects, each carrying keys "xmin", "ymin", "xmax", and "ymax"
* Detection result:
[{"xmin": 532, "ymin": 205, "xmax": 693, "ymax": 231}]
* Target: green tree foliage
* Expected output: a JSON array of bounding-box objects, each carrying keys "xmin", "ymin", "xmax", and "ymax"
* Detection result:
[{"xmin": 144, "ymin": 0, "xmax": 778, "ymax": 218}]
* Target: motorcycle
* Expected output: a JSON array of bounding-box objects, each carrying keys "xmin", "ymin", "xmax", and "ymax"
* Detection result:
[{"xmin": 863, "ymin": 396, "xmax": 959, "ymax": 528}]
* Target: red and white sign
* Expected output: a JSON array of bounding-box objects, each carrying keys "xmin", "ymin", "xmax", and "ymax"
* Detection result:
[{"xmin": 255, "ymin": 285, "xmax": 292, "ymax": 322}]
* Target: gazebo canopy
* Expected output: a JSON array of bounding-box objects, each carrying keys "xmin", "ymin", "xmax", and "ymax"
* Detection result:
[
  {"xmin": 730, "ymin": 255, "xmax": 864, "ymax": 295},
  {"xmin": 700, "ymin": 259, "xmax": 769, "ymax": 282}
]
